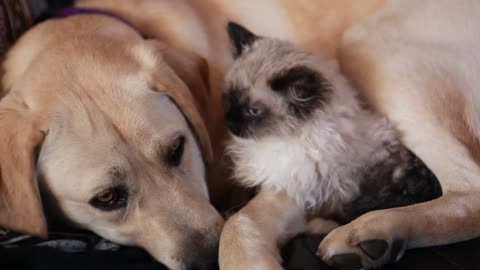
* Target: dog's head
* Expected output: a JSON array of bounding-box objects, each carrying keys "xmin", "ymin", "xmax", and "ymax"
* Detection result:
[{"xmin": 0, "ymin": 16, "xmax": 222, "ymax": 270}]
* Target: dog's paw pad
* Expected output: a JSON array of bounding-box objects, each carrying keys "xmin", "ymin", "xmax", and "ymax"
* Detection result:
[
  {"xmin": 358, "ymin": 239, "xmax": 388, "ymax": 260},
  {"xmin": 327, "ymin": 253, "xmax": 363, "ymax": 270}
]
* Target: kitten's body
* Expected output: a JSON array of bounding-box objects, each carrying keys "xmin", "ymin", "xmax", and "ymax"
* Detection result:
[
  {"xmin": 224, "ymin": 23, "xmax": 440, "ymax": 223},
  {"xmin": 227, "ymin": 84, "xmax": 400, "ymax": 216}
]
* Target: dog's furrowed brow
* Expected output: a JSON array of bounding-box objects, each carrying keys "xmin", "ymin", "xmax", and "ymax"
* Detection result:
[
  {"xmin": 91, "ymin": 167, "xmax": 128, "ymax": 192},
  {"xmin": 91, "ymin": 167, "xmax": 129, "ymax": 195},
  {"xmin": 90, "ymin": 167, "xmax": 128, "ymax": 197},
  {"xmin": 110, "ymin": 167, "xmax": 127, "ymax": 181}
]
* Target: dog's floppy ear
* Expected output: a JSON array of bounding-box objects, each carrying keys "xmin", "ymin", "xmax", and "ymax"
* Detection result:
[
  {"xmin": 145, "ymin": 41, "xmax": 214, "ymax": 163},
  {"xmin": 0, "ymin": 105, "xmax": 47, "ymax": 237},
  {"xmin": 227, "ymin": 22, "xmax": 259, "ymax": 58},
  {"xmin": 159, "ymin": 45, "xmax": 210, "ymax": 120}
]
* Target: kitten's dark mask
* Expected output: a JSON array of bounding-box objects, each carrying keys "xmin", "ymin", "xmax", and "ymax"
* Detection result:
[
  {"xmin": 223, "ymin": 86, "xmax": 271, "ymax": 138},
  {"xmin": 269, "ymin": 65, "xmax": 331, "ymax": 118},
  {"xmin": 225, "ymin": 22, "xmax": 268, "ymax": 138},
  {"xmin": 224, "ymin": 22, "xmax": 332, "ymax": 138}
]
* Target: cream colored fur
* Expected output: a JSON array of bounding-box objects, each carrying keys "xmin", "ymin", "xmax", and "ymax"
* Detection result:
[{"xmin": 226, "ymin": 44, "xmax": 399, "ymax": 213}]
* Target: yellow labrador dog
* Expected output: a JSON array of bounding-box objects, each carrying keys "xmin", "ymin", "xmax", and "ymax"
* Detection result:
[
  {"xmin": 1, "ymin": 0, "xmax": 479, "ymax": 270},
  {"xmin": 0, "ymin": 2, "xmax": 227, "ymax": 270}
]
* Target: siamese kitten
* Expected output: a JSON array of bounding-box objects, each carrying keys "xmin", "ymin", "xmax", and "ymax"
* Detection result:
[{"xmin": 223, "ymin": 22, "xmax": 441, "ymax": 222}]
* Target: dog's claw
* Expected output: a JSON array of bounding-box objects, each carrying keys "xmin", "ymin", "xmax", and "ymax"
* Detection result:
[
  {"xmin": 318, "ymin": 209, "xmax": 410, "ymax": 269},
  {"xmin": 327, "ymin": 253, "xmax": 363, "ymax": 270},
  {"xmin": 358, "ymin": 239, "xmax": 388, "ymax": 260},
  {"xmin": 390, "ymin": 239, "xmax": 406, "ymax": 262}
]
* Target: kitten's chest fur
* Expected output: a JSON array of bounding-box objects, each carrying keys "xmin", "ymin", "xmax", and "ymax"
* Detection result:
[{"xmin": 228, "ymin": 108, "xmax": 405, "ymax": 216}]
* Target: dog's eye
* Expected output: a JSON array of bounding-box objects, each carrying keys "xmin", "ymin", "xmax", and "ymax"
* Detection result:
[
  {"xmin": 90, "ymin": 186, "xmax": 128, "ymax": 211},
  {"xmin": 247, "ymin": 107, "xmax": 263, "ymax": 117},
  {"xmin": 166, "ymin": 135, "xmax": 185, "ymax": 167},
  {"xmin": 98, "ymin": 190, "xmax": 116, "ymax": 203}
]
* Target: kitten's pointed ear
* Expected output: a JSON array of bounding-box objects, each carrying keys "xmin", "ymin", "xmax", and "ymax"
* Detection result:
[{"xmin": 227, "ymin": 22, "xmax": 259, "ymax": 58}]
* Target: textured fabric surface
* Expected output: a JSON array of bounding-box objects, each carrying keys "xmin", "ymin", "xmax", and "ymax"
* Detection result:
[
  {"xmin": 0, "ymin": 0, "xmax": 33, "ymax": 54},
  {"xmin": 0, "ymin": 0, "xmax": 74, "ymax": 54},
  {"xmin": 2, "ymin": 232, "xmax": 480, "ymax": 270},
  {"xmin": 283, "ymin": 234, "xmax": 480, "ymax": 270}
]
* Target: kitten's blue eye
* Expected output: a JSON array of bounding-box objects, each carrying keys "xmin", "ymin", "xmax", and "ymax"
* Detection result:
[{"xmin": 247, "ymin": 107, "xmax": 263, "ymax": 116}]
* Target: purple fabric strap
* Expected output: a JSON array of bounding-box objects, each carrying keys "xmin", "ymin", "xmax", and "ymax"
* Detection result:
[{"xmin": 52, "ymin": 7, "xmax": 139, "ymax": 34}]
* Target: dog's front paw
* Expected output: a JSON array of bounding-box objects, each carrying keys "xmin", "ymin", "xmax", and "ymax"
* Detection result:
[{"xmin": 317, "ymin": 210, "xmax": 408, "ymax": 269}]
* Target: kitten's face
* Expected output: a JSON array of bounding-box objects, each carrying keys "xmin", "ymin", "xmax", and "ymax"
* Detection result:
[{"xmin": 223, "ymin": 23, "xmax": 332, "ymax": 139}]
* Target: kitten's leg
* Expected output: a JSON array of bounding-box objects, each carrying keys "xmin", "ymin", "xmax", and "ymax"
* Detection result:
[{"xmin": 219, "ymin": 191, "xmax": 306, "ymax": 270}]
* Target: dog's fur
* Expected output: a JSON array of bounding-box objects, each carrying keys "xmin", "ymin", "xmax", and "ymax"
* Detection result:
[
  {"xmin": 1, "ymin": 0, "xmax": 479, "ymax": 269},
  {"xmin": 0, "ymin": 8, "xmax": 224, "ymax": 270}
]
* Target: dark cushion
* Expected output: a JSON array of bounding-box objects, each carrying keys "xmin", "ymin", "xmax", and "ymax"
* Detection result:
[{"xmin": 2, "ymin": 233, "xmax": 480, "ymax": 270}]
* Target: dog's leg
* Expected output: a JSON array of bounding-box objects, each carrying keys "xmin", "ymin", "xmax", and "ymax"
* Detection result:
[
  {"xmin": 219, "ymin": 190, "xmax": 307, "ymax": 270},
  {"xmin": 318, "ymin": 193, "xmax": 480, "ymax": 269},
  {"xmin": 318, "ymin": 114, "xmax": 480, "ymax": 269}
]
